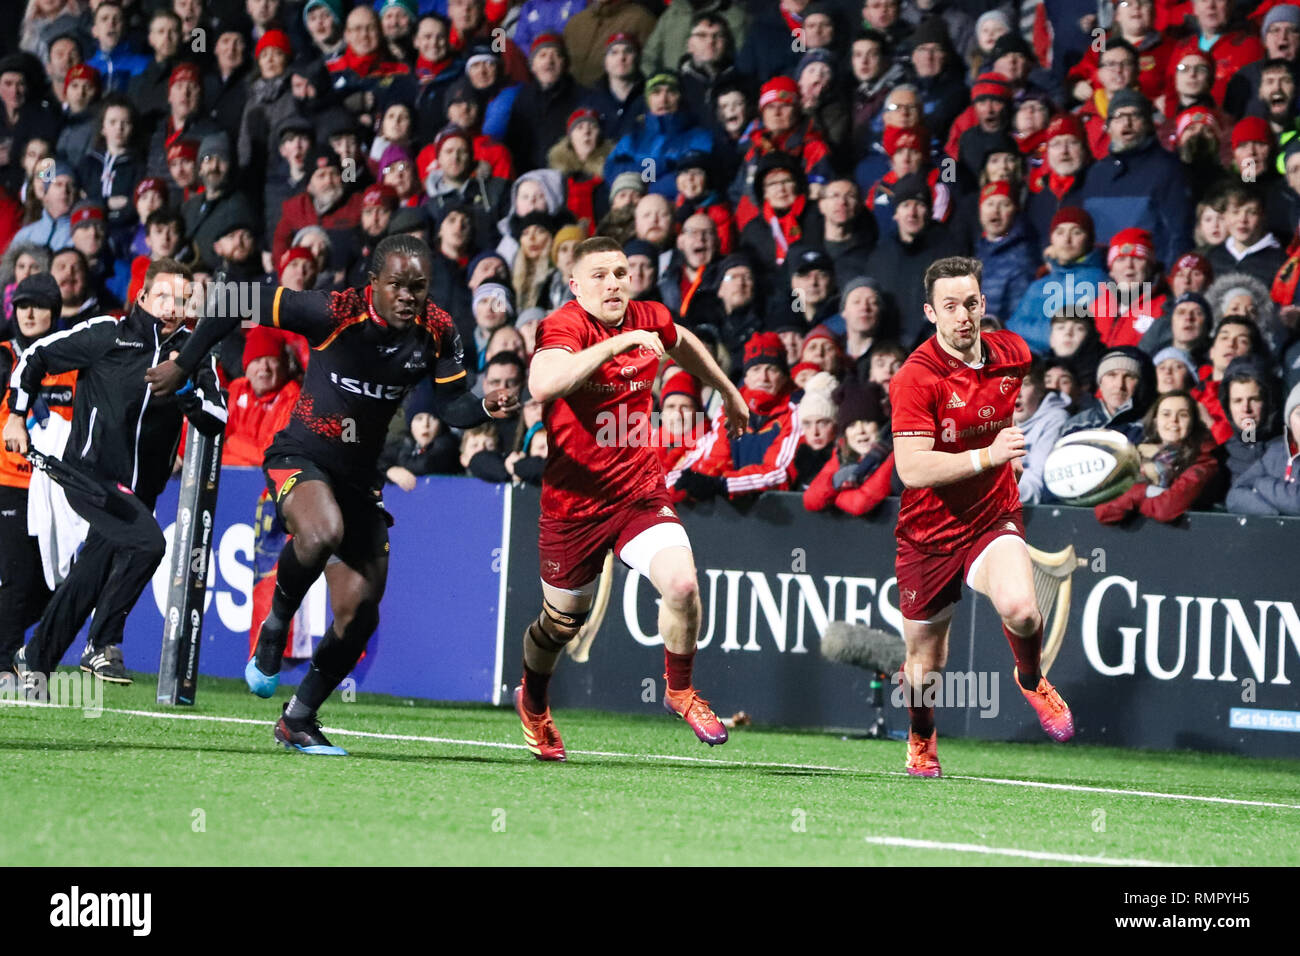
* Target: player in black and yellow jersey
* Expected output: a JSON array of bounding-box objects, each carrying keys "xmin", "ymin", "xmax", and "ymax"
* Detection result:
[{"xmin": 146, "ymin": 235, "xmax": 518, "ymax": 754}]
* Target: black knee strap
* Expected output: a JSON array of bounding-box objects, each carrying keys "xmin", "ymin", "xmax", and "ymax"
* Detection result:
[{"xmin": 526, "ymin": 599, "xmax": 590, "ymax": 653}]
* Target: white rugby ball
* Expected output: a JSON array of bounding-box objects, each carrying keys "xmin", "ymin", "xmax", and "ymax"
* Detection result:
[{"xmin": 1043, "ymin": 429, "xmax": 1140, "ymax": 506}]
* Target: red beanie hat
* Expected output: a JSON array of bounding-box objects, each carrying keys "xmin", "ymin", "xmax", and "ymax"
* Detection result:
[
  {"xmin": 971, "ymin": 72, "xmax": 1011, "ymax": 102},
  {"xmin": 1108, "ymin": 227, "xmax": 1154, "ymax": 267},
  {"xmin": 64, "ymin": 63, "xmax": 100, "ymax": 94},
  {"xmin": 661, "ymin": 371, "xmax": 701, "ymax": 405},
  {"xmin": 255, "ymin": 29, "xmax": 293, "ymax": 60},
  {"xmin": 1174, "ymin": 106, "xmax": 1219, "ymax": 144},
  {"xmin": 1171, "ymin": 251, "xmax": 1212, "ymax": 282},
  {"xmin": 362, "ymin": 183, "xmax": 398, "ymax": 209},
  {"xmin": 1044, "ymin": 112, "xmax": 1085, "ymax": 143},
  {"xmin": 168, "ymin": 62, "xmax": 200, "ymax": 88},
  {"xmin": 1049, "ymin": 206, "xmax": 1094, "ymax": 244},
  {"xmin": 979, "ymin": 180, "xmax": 1016, "ymax": 206},
  {"xmin": 1232, "ymin": 116, "xmax": 1273, "ymax": 151},
  {"xmin": 278, "ymin": 245, "xmax": 315, "ymax": 278},
  {"xmin": 242, "ymin": 326, "xmax": 289, "ymax": 367},
  {"xmin": 883, "ymin": 125, "xmax": 927, "ymax": 156},
  {"xmin": 790, "ymin": 361, "xmax": 821, "ymax": 382},
  {"xmin": 742, "ymin": 331, "xmax": 789, "ymax": 373},
  {"xmin": 759, "ymin": 76, "xmax": 798, "ymax": 109}
]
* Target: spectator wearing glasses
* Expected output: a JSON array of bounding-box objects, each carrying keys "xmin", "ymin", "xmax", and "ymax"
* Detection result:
[
  {"xmin": 730, "ymin": 75, "xmax": 833, "ymax": 229},
  {"xmin": 739, "ymin": 153, "xmax": 815, "ymax": 269},
  {"xmin": 854, "ymin": 81, "xmax": 922, "ymax": 190},
  {"xmin": 1080, "ymin": 88, "xmax": 1193, "ymax": 272},
  {"xmin": 1076, "ymin": 39, "xmax": 1141, "ymax": 161},
  {"xmin": 1165, "ymin": 0, "xmax": 1264, "ymax": 107},
  {"xmin": 1068, "ymin": 0, "xmax": 1172, "ymax": 104},
  {"xmin": 645, "ymin": 3, "xmax": 747, "ymax": 80}
]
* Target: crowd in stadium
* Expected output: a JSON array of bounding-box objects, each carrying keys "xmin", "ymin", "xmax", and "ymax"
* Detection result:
[{"xmin": 4, "ymin": 0, "xmax": 1300, "ymax": 529}]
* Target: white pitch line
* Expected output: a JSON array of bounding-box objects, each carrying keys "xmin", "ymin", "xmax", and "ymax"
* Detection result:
[
  {"xmin": 4, "ymin": 698, "xmax": 1298, "ymax": 811},
  {"xmin": 865, "ymin": 835, "xmax": 1186, "ymax": 867}
]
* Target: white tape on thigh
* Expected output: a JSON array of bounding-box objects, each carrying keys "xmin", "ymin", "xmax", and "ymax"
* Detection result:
[
  {"xmin": 903, "ymin": 602, "xmax": 957, "ymax": 626},
  {"xmin": 618, "ymin": 522, "xmax": 692, "ymax": 579},
  {"xmin": 965, "ymin": 533, "xmax": 1027, "ymax": 590}
]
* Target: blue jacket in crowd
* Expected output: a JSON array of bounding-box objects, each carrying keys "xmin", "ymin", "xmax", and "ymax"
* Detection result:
[
  {"xmin": 87, "ymin": 43, "xmax": 150, "ymax": 94},
  {"xmin": 975, "ymin": 219, "xmax": 1036, "ymax": 324},
  {"xmin": 1226, "ymin": 435, "xmax": 1300, "ymax": 515},
  {"xmin": 1007, "ymin": 249, "xmax": 1109, "ymax": 354},
  {"xmin": 1080, "ymin": 137, "xmax": 1193, "ymax": 270},
  {"xmin": 605, "ymin": 111, "xmax": 712, "ymax": 199}
]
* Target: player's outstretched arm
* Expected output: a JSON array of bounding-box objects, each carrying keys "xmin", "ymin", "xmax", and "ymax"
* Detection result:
[
  {"xmin": 667, "ymin": 326, "xmax": 748, "ymax": 437},
  {"xmin": 147, "ymin": 286, "xmax": 324, "ymax": 395},
  {"xmin": 529, "ymin": 329, "xmax": 663, "ymax": 403},
  {"xmin": 894, "ymin": 427, "xmax": 1026, "ymax": 489}
]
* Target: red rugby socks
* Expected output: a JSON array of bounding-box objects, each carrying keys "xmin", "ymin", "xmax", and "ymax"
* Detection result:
[
  {"xmin": 1004, "ymin": 622, "xmax": 1043, "ymax": 690},
  {"xmin": 665, "ymin": 649, "xmax": 694, "ymax": 692}
]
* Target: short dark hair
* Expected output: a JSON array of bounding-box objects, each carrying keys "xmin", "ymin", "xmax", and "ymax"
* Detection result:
[
  {"xmin": 923, "ymin": 256, "xmax": 983, "ymax": 306},
  {"xmin": 150, "ymin": 8, "xmax": 182, "ymax": 28},
  {"xmin": 370, "ymin": 233, "xmax": 433, "ymax": 277},
  {"xmin": 146, "ymin": 209, "xmax": 184, "ymax": 231},
  {"xmin": 1103, "ymin": 38, "xmax": 1139, "ymax": 62},
  {"xmin": 1024, "ymin": 358, "xmax": 1046, "ymax": 391},
  {"xmin": 52, "ymin": 247, "xmax": 88, "ymax": 270},
  {"xmin": 1222, "ymin": 183, "xmax": 1264, "ymax": 209},
  {"xmin": 573, "ymin": 236, "xmax": 625, "ymax": 265},
  {"xmin": 143, "ymin": 256, "xmax": 192, "ymax": 291},
  {"xmin": 485, "ymin": 351, "xmax": 525, "ymax": 376}
]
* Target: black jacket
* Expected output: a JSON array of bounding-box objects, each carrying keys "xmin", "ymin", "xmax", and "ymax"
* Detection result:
[{"xmin": 8, "ymin": 305, "xmax": 227, "ymax": 508}]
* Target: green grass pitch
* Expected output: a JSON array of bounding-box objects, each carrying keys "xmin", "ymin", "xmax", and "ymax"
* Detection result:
[{"xmin": 2, "ymin": 672, "xmax": 1297, "ymax": 866}]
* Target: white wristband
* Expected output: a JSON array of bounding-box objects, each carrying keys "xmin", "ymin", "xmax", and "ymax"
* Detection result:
[{"xmin": 969, "ymin": 449, "xmax": 984, "ymax": 474}]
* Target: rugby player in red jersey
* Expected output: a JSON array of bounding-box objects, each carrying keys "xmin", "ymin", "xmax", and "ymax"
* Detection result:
[
  {"xmin": 516, "ymin": 236, "xmax": 749, "ymax": 760},
  {"xmin": 890, "ymin": 256, "xmax": 1074, "ymax": 778}
]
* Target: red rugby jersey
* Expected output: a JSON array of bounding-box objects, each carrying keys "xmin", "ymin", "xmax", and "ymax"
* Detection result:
[
  {"xmin": 535, "ymin": 299, "xmax": 679, "ymax": 520},
  {"xmin": 889, "ymin": 329, "xmax": 1032, "ymax": 554}
]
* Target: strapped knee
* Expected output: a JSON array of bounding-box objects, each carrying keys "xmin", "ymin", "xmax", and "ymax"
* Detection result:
[{"xmin": 526, "ymin": 599, "xmax": 590, "ymax": 653}]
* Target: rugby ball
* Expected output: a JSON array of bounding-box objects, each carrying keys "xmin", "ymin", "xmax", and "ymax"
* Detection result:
[{"xmin": 1043, "ymin": 429, "xmax": 1141, "ymax": 506}]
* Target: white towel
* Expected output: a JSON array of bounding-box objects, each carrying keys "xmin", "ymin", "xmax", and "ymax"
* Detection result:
[{"xmin": 26, "ymin": 415, "xmax": 89, "ymax": 589}]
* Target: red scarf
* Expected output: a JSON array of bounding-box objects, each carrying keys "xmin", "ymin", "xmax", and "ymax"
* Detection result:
[
  {"xmin": 331, "ymin": 45, "xmax": 379, "ymax": 77},
  {"xmin": 1046, "ymin": 169, "xmax": 1076, "ymax": 200},
  {"xmin": 763, "ymin": 195, "xmax": 805, "ymax": 264},
  {"xmin": 416, "ymin": 55, "xmax": 452, "ymax": 82},
  {"xmin": 742, "ymin": 383, "xmax": 794, "ymax": 418}
]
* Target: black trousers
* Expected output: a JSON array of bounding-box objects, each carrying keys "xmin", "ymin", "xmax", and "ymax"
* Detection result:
[
  {"xmin": 25, "ymin": 481, "xmax": 165, "ymax": 674},
  {"xmin": 0, "ymin": 484, "xmax": 51, "ymax": 669}
]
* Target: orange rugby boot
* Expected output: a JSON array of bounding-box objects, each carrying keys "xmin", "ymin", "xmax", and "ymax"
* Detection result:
[
  {"xmin": 663, "ymin": 683, "xmax": 729, "ymax": 746},
  {"xmin": 905, "ymin": 729, "xmax": 942, "ymax": 777},
  {"xmin": 513, "ymin": 685, "xmax": 566, "ymax": 761},
  {"xmin": 1015, "ymin": 669, "xmax": 1075, "ymax": 742}
]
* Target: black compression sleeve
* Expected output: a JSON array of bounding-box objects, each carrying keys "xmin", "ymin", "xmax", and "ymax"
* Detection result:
[
  {"xmin": 174, "ymin": 309, "xmax": 243, "ymax": 375},
  {"xmin": 430, "ymin": 381, "xmax": 492, "ymax": 429}
]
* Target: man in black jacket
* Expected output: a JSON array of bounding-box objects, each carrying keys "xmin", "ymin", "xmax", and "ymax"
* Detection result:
[{"xmin": 4, "ymin": 259, "xmax": 228, "ymax": 691}]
